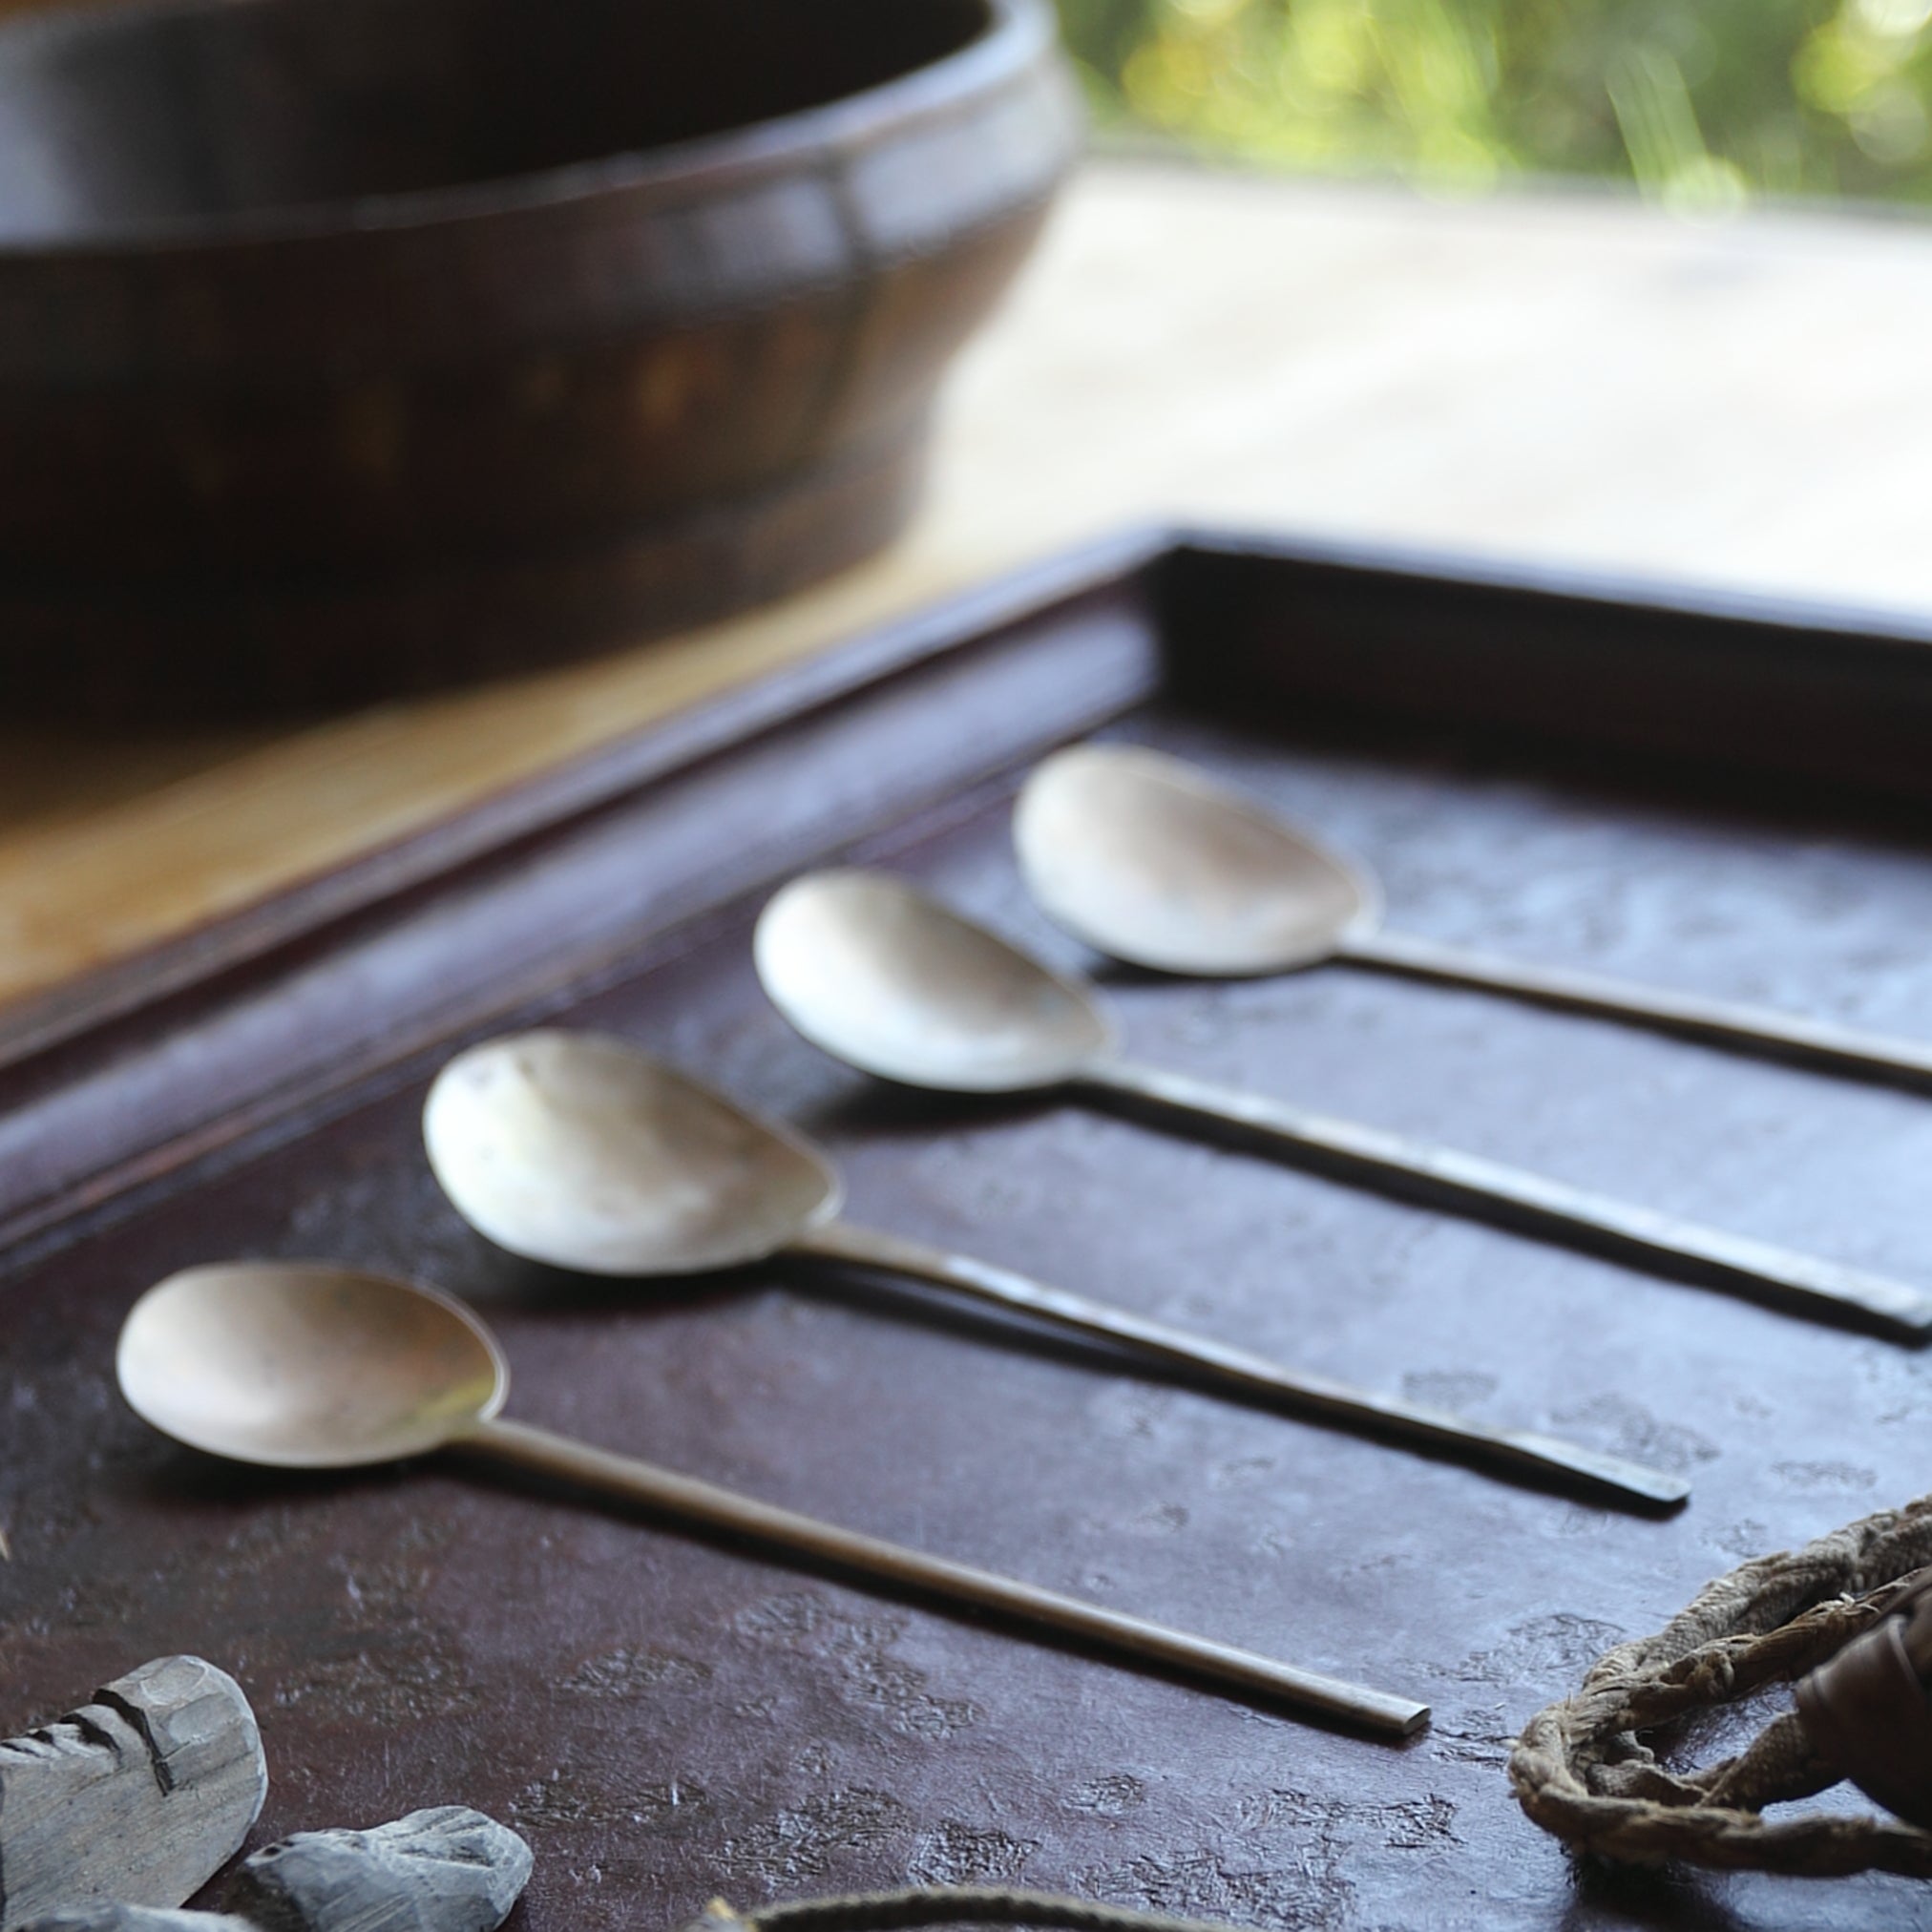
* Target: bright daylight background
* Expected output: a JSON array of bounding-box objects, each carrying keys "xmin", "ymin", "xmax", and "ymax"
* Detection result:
[{"xmin": 1055, "ymin": 0, "xmax": 1932, "ymax": 209}]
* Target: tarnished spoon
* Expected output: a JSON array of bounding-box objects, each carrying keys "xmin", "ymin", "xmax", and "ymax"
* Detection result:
[
  {"xmin": 116, "ymin": 1261, "xmax": 1426, "ymax": 1732},
  {"xmin": 422, "ymin": 1030, "xmax": 1685, "ymax": 1508},
  {"xmin": 1017, "ymin": 743, "xmax": 1932, "ymax": 1095},
  {"xmin": 754, "ymin": 870, "xmax": 1932, "ymax": 1341}
]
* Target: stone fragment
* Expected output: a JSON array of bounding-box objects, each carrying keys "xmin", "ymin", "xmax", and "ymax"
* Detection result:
[{"xmin": 227, "ymin": 1806, "xmax": 533, "ymax": 1932}]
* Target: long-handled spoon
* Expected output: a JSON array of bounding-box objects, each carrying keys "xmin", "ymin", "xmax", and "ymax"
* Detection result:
[
  {"xmin": 753, "ymin": 870, "xmax": 1932, "ymax": 1341},
  {"xmin": 115, "ymin": 1261, "xmax": 1427, "ymax": 1734},
  {"xmin": 421, "ymin": 1030, "xmax": 1686, "ymax": 1509},
  {"xmin": 1016, "ymin": 743, "xmax": 1932, "ymax": 1096}
]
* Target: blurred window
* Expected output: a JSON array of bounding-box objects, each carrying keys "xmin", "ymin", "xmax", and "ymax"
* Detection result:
[{"xmin": 1058, "ymin": 0, "xmax": 1932, "ymax": 208}]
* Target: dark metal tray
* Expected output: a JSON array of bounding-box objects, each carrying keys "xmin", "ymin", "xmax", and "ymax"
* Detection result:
[{"xmin": 7, "ymin": 530, "xmax": 1932, "ymax": 1932}]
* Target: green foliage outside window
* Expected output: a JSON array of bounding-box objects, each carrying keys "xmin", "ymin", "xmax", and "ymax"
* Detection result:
[{"xmin": 1055, "ymin": 0, "xmax": 1932, "ymax": 205}]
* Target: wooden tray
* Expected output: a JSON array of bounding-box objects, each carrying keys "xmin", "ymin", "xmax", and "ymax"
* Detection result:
[{"xmin": 7, "ymin": 529, "xmax": 1932, "ymax": 1932}]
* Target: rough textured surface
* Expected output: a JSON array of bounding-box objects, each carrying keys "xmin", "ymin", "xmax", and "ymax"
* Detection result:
[
  {"xmin": 7, "ymin": 580, "xmax": 1932, "ymax": 1932},
  {"xmin": 0, "ymin": 1658, "xmax": 266, "ymax": 1927},
  {"xmin": 13, "ymin": 1911, "xmax": 221, "ymax": 1932},
  {"xmin": 14, "ymin": 1807, "xmax": 530, "ymax": 1932},
  {"xmin": 228, "ymin": 1807, "xmax": 532, "ymax": 1932}
]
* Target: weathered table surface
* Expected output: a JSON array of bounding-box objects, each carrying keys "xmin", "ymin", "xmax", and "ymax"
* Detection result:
[
  {"xmin": 9, "ymin": 654, "xmax": 1932, "ymax": 1932},
  {"xmin": 4, "ymin": 161, "xmax": 1932, "ymax": 1012},
  {"xmin": 3, "ymin": 146, "xmax": 1931, "ymax": 1916}
]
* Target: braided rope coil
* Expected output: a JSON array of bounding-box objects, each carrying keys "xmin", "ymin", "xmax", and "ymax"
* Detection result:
[
  {"xmin": 693, "ymin": 1890, "xmax": 1245, "ymax": 1932},
  {"xmin": 1509, "ymin": 1494, "xmax": 1932, "ymax": 1875}
]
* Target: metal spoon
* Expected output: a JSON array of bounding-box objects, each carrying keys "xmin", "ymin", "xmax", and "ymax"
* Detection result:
[
  {"xmin": 115, "ymin": 1260, "xmax": 1426, "ymax": 1733},
  {"xmin": 1017, "ymin": 743, "xmax": 1932, "ymax": 1095},
  {"xmin": 422, "ymin": 1029, "xmax": 1685, "ymax": 1508},
  {"xmin": 754, "ymin": 870, "xmax": 1932, "ymax": 1341}
]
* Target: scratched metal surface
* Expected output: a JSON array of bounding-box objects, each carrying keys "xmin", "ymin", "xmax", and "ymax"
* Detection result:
[{"xmin": 8, "ymin": 703, "xmax": 1932, "ymax": 1932}]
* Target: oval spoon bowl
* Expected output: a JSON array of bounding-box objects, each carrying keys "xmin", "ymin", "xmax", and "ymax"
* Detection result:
[
  {"xmin": 755, "ymin": 870, "xmax": 1112, "ymax": 1091},
  {"xmin": 117, "ymin": 1262, "xmax": 506, "ymax": 1468},
  {"xmin": 427, "ymin": 1029, "xmax": 840, "ymax": 1275},
  {"xmin": 1016, "ymin": 744, "xmax": 1376, "ymax": 976}
]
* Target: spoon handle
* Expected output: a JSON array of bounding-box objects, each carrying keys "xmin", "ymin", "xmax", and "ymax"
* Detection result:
[
  {"xmin": 1087, "ymin": 1060, "xmax": 1932, "ymax": 1341},
  {"xmin": 462, "ymin": 1414, "xmax": 1426, "ymax": 1735},
  {"xmin": 1342, "ymin": 928, "xmax": 1932, "ymax": 1096},
  {"xmin": 793, "ymin": 1218, "xmax": 1687, "ymax": 1509}
]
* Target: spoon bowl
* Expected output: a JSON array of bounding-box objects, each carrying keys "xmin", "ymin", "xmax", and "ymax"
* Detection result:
[
  {"xmin": 1016, "ymin": 744, "xmax": 1376, "ymax": 976},
  {"xmin": 116, "ymin": 1262, "xmax": 506, "ymax": 1468},
  {"xmin": 426, "ymin": 1030, "xmax": 839, "ymax": 1275},
  {"xmin": 755, "ymin": 869, "xmax": 1111, "ymax": 1091}
]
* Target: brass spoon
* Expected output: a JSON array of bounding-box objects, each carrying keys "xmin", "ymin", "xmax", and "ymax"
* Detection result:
[
  {"xmin": 753, "ymin": 869, "xmax": 1932, "ymax": 1340},
  {"xmin": 1017, "ymin": 743, "xmax": 1932, "ymax": 1095},
  {"xmin": 115, "ymin": 1261, "xmax": 1427, "ymax": 1733},
  {"xmin": 422, "ymin": 1029, "xmax": 1686, "ymax": 1508}
]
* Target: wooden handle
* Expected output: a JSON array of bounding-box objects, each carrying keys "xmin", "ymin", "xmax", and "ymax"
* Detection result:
[
  {"xmin": 1344, "ymin": 927, "xmax": 1932, "ymax": 1097},
  {"xmin": 1087, "ymin": 1060, "xmax": 1932, "ymax": 1341},
  {"xmin": 792, "ymin": 1218, "xmax": 1688, "ymax": 1510},
  {"xmin": 462, "ymin": 1415, "xmax": 1427, "ymax": 1736}
]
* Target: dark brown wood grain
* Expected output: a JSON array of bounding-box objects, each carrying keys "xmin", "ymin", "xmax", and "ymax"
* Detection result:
[
  {"xmin": 6, "ymin": 535, "xmax": 1932, "ymax": 1932},
  {"xmin": 0, "ymin": 0, "xmax": 1077, "ymax": 714}
]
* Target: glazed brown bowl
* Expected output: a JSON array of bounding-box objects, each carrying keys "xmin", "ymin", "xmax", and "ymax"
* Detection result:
[{"xmin": 0, "ymin": 0, "xmax": 1078, "ymax": 714}]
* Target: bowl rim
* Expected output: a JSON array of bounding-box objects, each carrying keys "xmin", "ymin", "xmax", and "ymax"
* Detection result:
[{"xmin": 0, "ymin": 0, "xmax": 1056, "ymax": 259}]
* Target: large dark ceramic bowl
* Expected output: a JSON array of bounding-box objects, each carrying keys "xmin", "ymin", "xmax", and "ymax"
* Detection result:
[{"xmin": 0, "ymin": 0, "xmax": 1078, "ymax": 714}]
